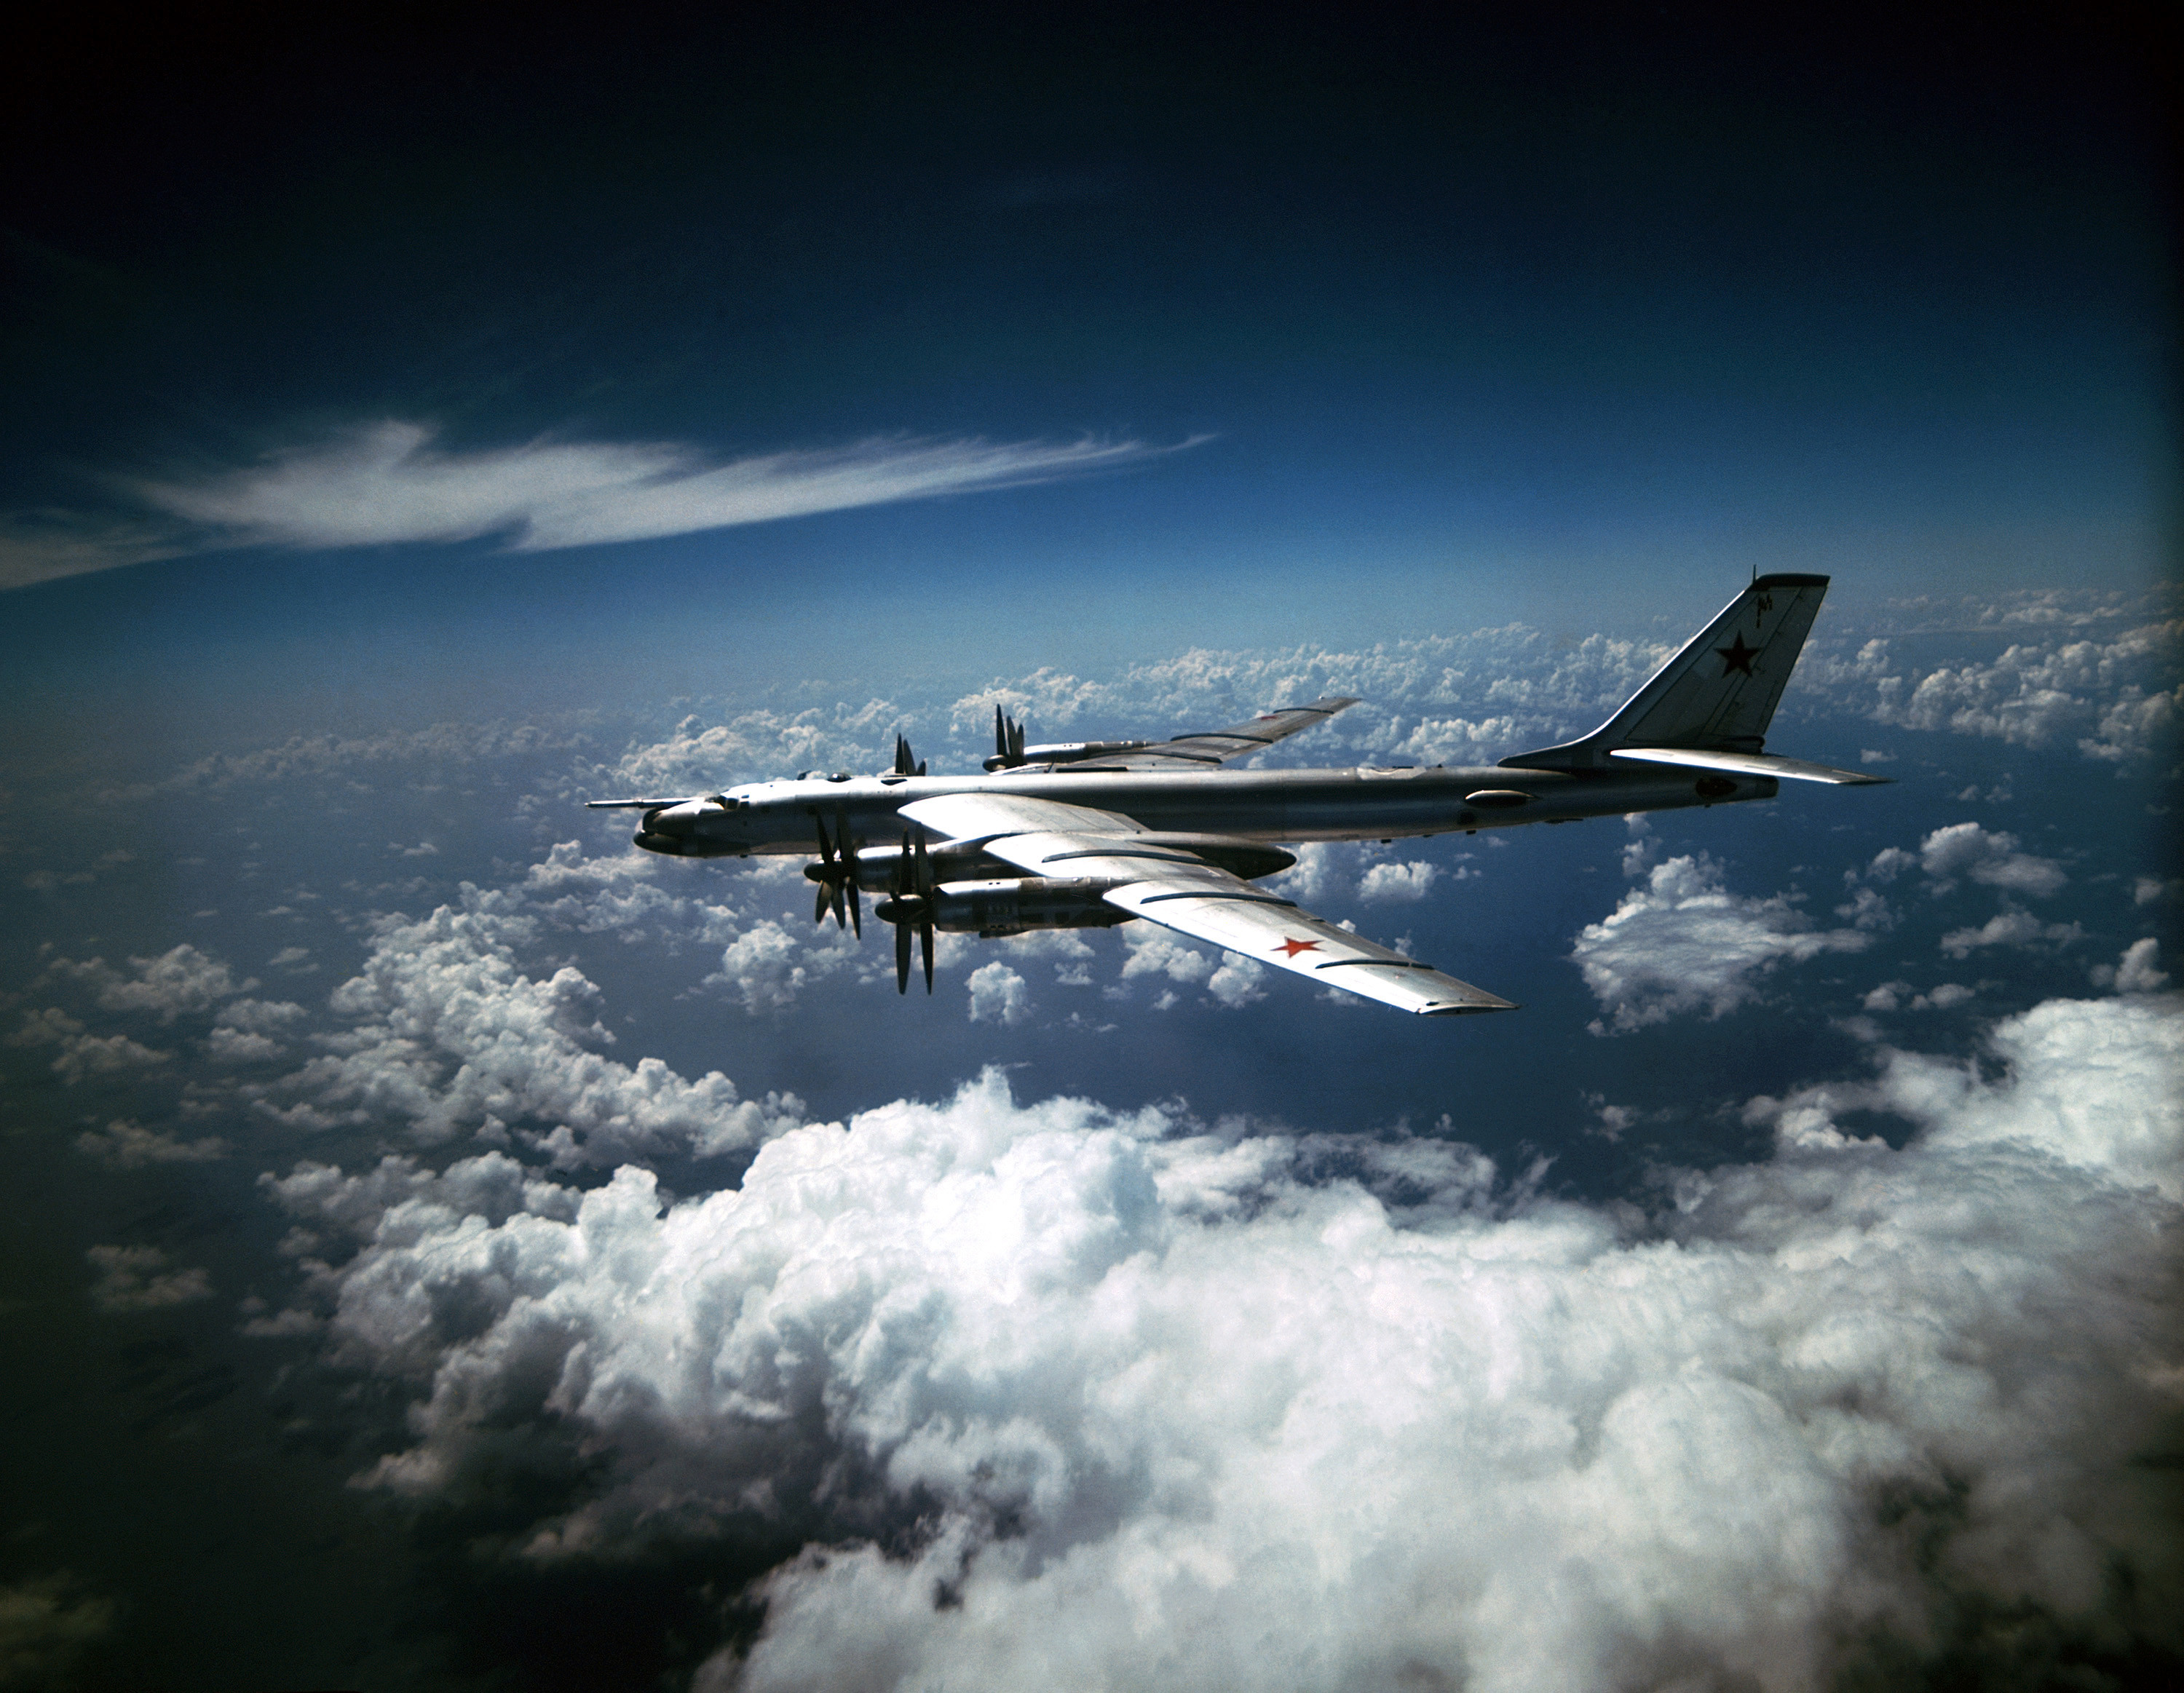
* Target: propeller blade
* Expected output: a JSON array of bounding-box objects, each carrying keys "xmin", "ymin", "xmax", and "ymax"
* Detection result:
[
  {"xmin": 815, "ymin": 813, "xmax": 835, "ymax": 865},
  {"xmin": 814, "ymin": 881, "xmax": 829, "ymax": 927},
  {"xmin": 822, "ymin": 807, "xmax": 858, "ymax": 937},
  {"xmin": 919, "ymin": 917, "xmax": 934, "ymax": 994},
  {"xmin": 994, "ymin": 705, "xmax": 1007, "ymax": 761},
  {"xmin": 895, "ymin": 919, "xmax": 912, "ymax": 994}
]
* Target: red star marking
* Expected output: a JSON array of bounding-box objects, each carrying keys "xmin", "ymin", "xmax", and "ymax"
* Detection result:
[{"xmin": 1274, "ymin": 937, "xmax": 1321, "ymax": 958}]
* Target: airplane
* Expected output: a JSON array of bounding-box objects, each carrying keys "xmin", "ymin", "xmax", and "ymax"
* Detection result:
[{"xmin": 588, "ymin": 574, "xmax": 1885, "ymax": 1015}]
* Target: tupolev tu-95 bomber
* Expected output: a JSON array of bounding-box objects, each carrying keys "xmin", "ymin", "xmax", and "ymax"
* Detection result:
[{"xmin": 590, "ymin": 575, "xmax": 1885, "ymax": 1015}]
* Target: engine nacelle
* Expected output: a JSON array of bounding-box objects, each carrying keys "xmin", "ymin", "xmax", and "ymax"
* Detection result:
[
  {"xmin": 924, "ymin": 877, "xmax": 1133, "ymax": 937},
  {"xmin": 983, "ymin": 739, "xmax": 1154, "ymax": 772}
]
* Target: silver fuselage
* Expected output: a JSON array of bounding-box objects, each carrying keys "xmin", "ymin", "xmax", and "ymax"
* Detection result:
[{"xmin": 637, "ymin": 761, "xmax": 1773, "ymax": 869}]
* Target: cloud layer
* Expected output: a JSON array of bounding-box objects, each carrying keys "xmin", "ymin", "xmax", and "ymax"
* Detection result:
[{"xmin": 251, "ymin": 992, "xmax": 2183, "ymax": 1692}]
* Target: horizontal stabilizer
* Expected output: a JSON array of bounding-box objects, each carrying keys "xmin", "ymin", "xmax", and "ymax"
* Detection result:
[{"xmin": 1607, "ymin": 748, "xmax": 1889, "ymax": 785}]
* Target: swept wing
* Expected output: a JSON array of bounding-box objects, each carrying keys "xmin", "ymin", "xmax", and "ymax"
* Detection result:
[
  {"xmin": 1004, "ymin": 696, "xmax": 1360, "ymax": 771},
  {"xmin": 899, "ymin": 793, "xmax": 1514, "ymax": 1016}
]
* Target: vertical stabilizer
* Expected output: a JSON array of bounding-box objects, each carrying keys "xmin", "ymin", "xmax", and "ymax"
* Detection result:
[{"xmin": 1500, "ymin": 574, "xmax": 1830, "ymax": 772}]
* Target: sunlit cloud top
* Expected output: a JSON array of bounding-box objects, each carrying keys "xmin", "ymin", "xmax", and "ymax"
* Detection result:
[{"xmin": 1, "ymin": 424, "xmax": 1199, "ymax": 590}]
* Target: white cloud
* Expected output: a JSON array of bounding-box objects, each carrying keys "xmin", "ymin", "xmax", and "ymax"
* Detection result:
[
  {"xmin": 943, "ymin": 625, "xmax": 1671, "ymax": 777},
  {"xmin": 1809, "ymin": 619, "xmax": 2183, "ymax": 763},
  {"xmin": 705, "ymin": 917, "xmax": 863, "ymax": 1013},
  {"xmin": 1572, "ymin": 856, "xmax": 1870, "ymax": 1034},
  {"xmin": 1937, "ymin": 908, "xmax": 2085, "ymax": 961},
  {"xmin": 1356, "ymin": 860, "xmax": 1439, "ymax": 903},
  {"xmin": 86, "ymin": 1245, "xmax": 213, "ymax": 1312},
  {"xmin": 1265, "ymin": 841, "xmax": 1349, "ymax": 904},
  {"xmin": 1120, "ymin": 926, "xmax": 1217, "ymax": 991},
  {"xmin": 258, "ymin": 899, "xmax": 804, "ymax": 1165},
  {"xmin": 1915, "ymin": 822, "xmax": 2068, "ymax": 898},
  {"xmin": 1862, "ymin": 846, "xmax": 1917, "ymax": 883},
  {"xmin": 2090, "ymin": 938, "xmax": 2169, "ymax": 996},
  {"xmin": 1116, "ymin": 927, "xmax": 1267, "ymax": 1010},
  {"xmin": 1203, "ymin": 952, "xmax": 1268, "ymax": 1010},
  {"xmin": 966, "ymin": 962, "xmax": 1032, "ymax": 1026},
  {"xmin": 216, "ymin": 996, "xmax": 307, "ymax": 1034},
  {"xmin": 119, "ymin": 422, "xmax": 1185, "ymax": 558},
  {"xmin": 47, "ymin": 943, "xmax": 252, "ymax": 1021},
  {"xmin": 7, "ymin": 1007, "xmax": 173, "ymax": 1084},
  {"xmin": 257, "ymin": 996, "xmax": 2180, "ymax": 1692}
]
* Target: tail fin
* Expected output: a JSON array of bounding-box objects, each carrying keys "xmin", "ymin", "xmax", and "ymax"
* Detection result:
[{"xmin": 1502, "ymin": 574, "xmax": 1831, "ymax": 772}]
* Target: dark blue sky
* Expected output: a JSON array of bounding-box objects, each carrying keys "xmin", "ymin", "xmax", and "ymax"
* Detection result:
[{"xmin": 4, "ymin": 4, "xmax": 2172, "ymax": 699}]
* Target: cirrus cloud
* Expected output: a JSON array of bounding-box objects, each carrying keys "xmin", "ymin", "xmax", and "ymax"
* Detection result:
[
  {"xmin": 3, "ymin": 424, "xmax": 1199, "ymax": 589},
  {"xmin": 142, "ymin": 424, "xmax": 1187, "ymax": 556}
]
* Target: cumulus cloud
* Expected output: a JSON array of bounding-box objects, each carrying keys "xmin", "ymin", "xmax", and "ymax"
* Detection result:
[
  {"xmin": 1937, "ymin": 908, "xmax": 2086, "ymax": 961},
  {"xmin": 705, "ymin": 917, "xmax": 867, "ymax": 1013},
  {"xmin": 1118, "ymin": 928, "xmax": 1267, "ymax": 1010},
  {"xmin": 1356, "ymin": 859, "xmax": 1439, "ymax": 902},
  {"xmin": 45, "ymin": 943, "xmax": 250, "ymax": 1020},
  {"xmin": 1861, "ymin": 981, "xmax": 1974, "ymax": 1013},
  {"xmin": 2090, "ymin": 938, "xmax": 2169, "ymax": 995},
  {"xmin": 103, "ymin": 422, "xmax": 1186, "ymax": 562},
  {"xmin": 6, "ymin": 1007, "xmax": 172, "ymax": 1084},
  {"xmin": 965, "ymin": 962, "xmax": 1032, "ymax": 1026},
  {"xmin": 1915, "ymin": 822, "xmax": 2068, "ymax": 898},
  {"xmin": 1808, "ymin": 619, "xmax": 2182, "ymax": 763},
  {"xmin": 86, "ymin": 1245, "xmax": 213, "ymax": 1312},
  {"xmin": 256, "ymin": 996, "xmax": 2180, "ymax": 1692},
  {"xmin": 257, "ymin": 898, "xmax": 802, "ymax": 1165},
  {"xmin": 1572, "ymin": 856, "xmax": 1870, "ymax": 1034},
  {"xmin": 75, "ymin": 1119, "xmax": 227, "ymax": 1167}
]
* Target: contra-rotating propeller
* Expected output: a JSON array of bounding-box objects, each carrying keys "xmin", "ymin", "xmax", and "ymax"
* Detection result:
[
  {"xmin": 890, "ymin": 734, "xmax": 927, "ymax": 777},
  {"xmin": 802, "ymin": 808, "xmax": 861, "ymax": 937},
  {"xmin": 874, "ymin": 831, "xmax": 935, "ymax": 994}
]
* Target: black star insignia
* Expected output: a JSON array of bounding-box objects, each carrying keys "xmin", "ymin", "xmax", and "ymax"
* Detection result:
[{"xmin": 1716, "ymin": 633, "xmax": 1760, "ymax": 676}]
